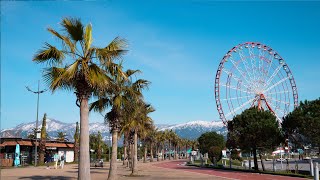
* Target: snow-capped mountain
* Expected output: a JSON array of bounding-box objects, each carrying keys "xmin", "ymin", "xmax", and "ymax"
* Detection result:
[
  {"xmin": 1, "ymin": 119, "xmax": 226, "ymax": 142},
  {"xmin": 160, "ymin": 120, "xmax": 226, "ymax": 139}
]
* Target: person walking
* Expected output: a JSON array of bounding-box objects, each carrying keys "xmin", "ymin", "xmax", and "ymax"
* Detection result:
[
  {"xmin": 45, "ymin": 153, "xmax": 50, "ymax": 169},
  {"xmin": 59, "ymin": 153, "xmax": 65, "ymax": 169},
  {"xmin": 53, "ymin": 153, "xmax": 59, "ymax": 169}
]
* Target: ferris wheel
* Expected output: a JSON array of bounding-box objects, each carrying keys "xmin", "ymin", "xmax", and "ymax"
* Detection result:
[{"xmin": 214, "ymin": 42, "xmax": 298, "ymax": 125}]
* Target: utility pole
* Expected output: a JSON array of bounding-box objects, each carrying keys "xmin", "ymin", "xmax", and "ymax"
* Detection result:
[{"xmin": 26, "ymin": 80, "xmax": 46, "ymax": 166}]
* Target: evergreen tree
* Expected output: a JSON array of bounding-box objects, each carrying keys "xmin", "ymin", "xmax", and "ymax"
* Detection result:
[
  {"xmin": 227, "ymin": 107, "xmax": 282, "ymax": 171},
  {"xmin": 74, "ymin": 122, "xmax": 80, "ymax": 162},
  {"xmin": 198, "ymin": 131, "xmax": 225, "ymax": 165},
  {"xmin": 39, "ymin": 113, "xmax": 47, "ymax": 164}
]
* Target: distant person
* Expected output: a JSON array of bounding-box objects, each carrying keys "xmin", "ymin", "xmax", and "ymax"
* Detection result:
[
  {"xmin": 45, "ymin": 153, "xmax": 50, "ymax": 169},
  {"xmin": 53, "ymin": 153, "xmax": 59, "ymax": 169},
  {"xmin": 60, "ymin": 153, "xmax": 65, "ymax": 169}
]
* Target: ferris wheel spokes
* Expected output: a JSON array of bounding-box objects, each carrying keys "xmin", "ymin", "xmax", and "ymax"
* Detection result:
[
  {"xmin": 215, "ymin": 42, "xmax": 298, "ymax": 124},
  {"xmin": 263, "ymin": 76, "xmax": 289, "ymax": 94}
]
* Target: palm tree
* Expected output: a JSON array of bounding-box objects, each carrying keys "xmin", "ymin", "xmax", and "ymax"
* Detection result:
[
  {"xmin": 89, "ymin": 132, "xmax": 107, "ymax": 160},
  {"xmin": 33, "ymin": 17, "xmax": 127, "ymax": 180},
  {"xmin": 121, "ymin": 100, "xmax": 155, "ymax": 175},
  {"xmin": 90, "ymin": 69, "xmax": 149, "ymax": 179},
  {"xmin": 155, "ymin": 130, "xmax": 163, "ymax": 161},
  {"xmin": 39, "ymin": 113, "xmax": 47, "ymax": 164},
  {"xmin": 146, "ymin": 127, "xmax": 157, "ymax": 162},
  {"xmin": 57, "ymin": 131, "xmax": 68, "ymax": 141}
]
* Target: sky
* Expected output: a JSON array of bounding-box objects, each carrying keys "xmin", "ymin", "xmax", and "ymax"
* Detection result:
[{"xmin": 1, "ymin": 1, "xmax": 320, "ymax": 129}]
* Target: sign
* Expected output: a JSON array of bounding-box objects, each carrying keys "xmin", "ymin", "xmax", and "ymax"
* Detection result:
[
  {"xmin": 36, "ymin": 132, "xmax": 41, "ymax": 139},
  {"xmin": 46, "ymin": 147, "xmax": 57, "ymax": 150}
]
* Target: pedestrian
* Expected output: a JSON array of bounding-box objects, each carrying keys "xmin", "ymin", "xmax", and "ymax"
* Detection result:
[
  {"xmin": 53, "ymin": 152, "xmax": 59, "ymax": 169},
  {"xmin": 60, "ymin": 153, "xmax": 65, "ymax": 169},
  {"xmin": 45, "ymin": 153, "xmax": 51, "ymax": 169}
]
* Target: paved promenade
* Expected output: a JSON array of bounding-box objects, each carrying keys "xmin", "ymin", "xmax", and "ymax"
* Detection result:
[{"xmin": 1, "ymin": 160, "xmax": 307, "ymax": 180}]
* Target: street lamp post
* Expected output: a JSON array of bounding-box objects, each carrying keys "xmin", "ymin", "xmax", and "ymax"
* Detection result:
[{"xmin": 26, "ymin": 80, "xmax": 46, "ymax": 166}]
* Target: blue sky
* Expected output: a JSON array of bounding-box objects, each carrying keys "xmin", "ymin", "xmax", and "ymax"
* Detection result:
[{"xmin": 1, "ymin": 1, "xmax": 320, "ymax": 129}]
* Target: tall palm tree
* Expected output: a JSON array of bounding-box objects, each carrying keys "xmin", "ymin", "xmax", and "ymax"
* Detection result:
[
  {"xmin": 33, "ymin": 17, "xmax": 127, "ymax": 180},
  {"xmin": 90, "ymin": 69, "xmax": 149, "ymax": 180},
  {"xmin": 146, "ymin": 126, "xmax": 157, "ymax": 162},
  {"xmin": 89, "ymin": 132, "xmax": 107, "ymax": 160},
  {"xmin": 122, "ymin": 100, "xmax": 154, "ymax": 175}
]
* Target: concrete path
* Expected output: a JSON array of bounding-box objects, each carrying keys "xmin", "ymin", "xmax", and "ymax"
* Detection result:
[{"xmin": 155, "ymin": 160, "xmax": 307, "ymax": 180}]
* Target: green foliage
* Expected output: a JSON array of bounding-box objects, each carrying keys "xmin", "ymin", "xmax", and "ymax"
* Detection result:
[
  {"xmin": 89, "ymin": 131, "xmax": 108, "ymax": 160},
  {"xmin": 40, "ymin": 113, "xmax": 47, "ymax": 139},
  {"xmin": 227, "ymin": 107, "xmax": 282, "ymax": 170},
  {"xmin": 33, "ymin": 17, "xmax": 128, "ymax": 97},
  {"xmin": 198, "ymin": 131, "xmax": 225, "ymax": 163},
  {"xmin": 282, "ymin": 98, "xmax": 320, "ymax": 147},
  {"xmin": 74, "ymin": 122, "xmax": 80, "ymax": 162},
  {"xmin": 57, "ymin": 131, "xmax": 68, "ymax": 141},
  {"xmin": 74, "ymin": 122, "xmax": 80, "ymax": 143}
]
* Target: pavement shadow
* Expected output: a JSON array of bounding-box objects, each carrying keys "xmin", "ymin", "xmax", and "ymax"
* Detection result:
[{"xmin": 18, "ymin": 176, "xmax": 74, "ymax": 180}]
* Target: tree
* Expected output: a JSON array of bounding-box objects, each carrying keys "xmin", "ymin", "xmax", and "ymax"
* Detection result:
[
  {"xmin": 121, "ymin": 99, "xmax": 154, "ymax": 175},
  {"xmin": 57, "ymin": 131, "xmax": 68, "ymax": 141},
  {"xmin": 33, "ymin": 17, "xmax": 127, "ymax": 180},
  {"xmin": 198, "ymin": 132, "xmax": 225, "ymax": 165},
  {"xmin": 74, "ymin": 122, "xmax": 80, "ymax": 162},
  {"xmin": 89, "ymin": 132, "xmax": 107, "ymax": 160},
  {"xmin": 39, "ymin": 113, "xmax": 47, "ymax": 164},
  {"xmin": 90, "ymin": 69, "xmax": 149, "ymax": 179},
  {"xmin": 27, "ymin": 128, "xmax": 37, "ymax": 139},
  {"xmin": 227, "ymin": 107, "xmax": 282, "ymax": 171},
  {"xmin": 282, "ymin": 98, "xmax": 320, "ymax": 149}
]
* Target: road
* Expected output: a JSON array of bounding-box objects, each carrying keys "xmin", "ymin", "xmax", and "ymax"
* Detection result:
[{"xmin": 154, "ymin": 160, "xmax": 308, "ymax": 180}]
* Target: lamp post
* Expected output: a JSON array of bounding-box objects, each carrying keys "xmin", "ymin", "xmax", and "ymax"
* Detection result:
[{"xmin": 26, "ymin": 80, "xmax": 46, "ymax": 166}]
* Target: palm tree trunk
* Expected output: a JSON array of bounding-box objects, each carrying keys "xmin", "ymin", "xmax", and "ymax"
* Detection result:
[
  {"xmin": 168, "ymin": 140, "xmax": 171, "ymax": 160},
  {"xmin": 130, "ymin": 143, "xmax": 133, "ymax": 168},
  {"xmin": 128, "ymin": 143, "xmax": 132, "ymax": 168},
  {"xmin": 143, "ymin": 145, "xmax": 147, "ymax": 163},
  {"xmin": 156, "ymin": 145, "xmax": 159, "ymax": 161},
  {"xmin": 79, "ymin": 97, "xmax": 90, "ymax": 180},
  {"xmin": 131, "ymin": 131, "xmax": 138, "ymax": 175},
  {"xmin": 175, "ymin": 145, "xmax": 178, "ymax": 160},
  {"xmin": 162, "ymin": 143, "xmax": 165, "ymax": 161},
  {"xmin": 150, "ymin": 143, "xmax": 154, "ymax": 162},
  {"xmin": 123, "ymin": 135, "xmax": 127, "ymax": 166},
  {"xmin": 185, "ymin": 145, "xmax": 188, "ymax": 159},
  {"xmin": 108, "ymin": 129, "xmax": 118, "ymax": 180}
]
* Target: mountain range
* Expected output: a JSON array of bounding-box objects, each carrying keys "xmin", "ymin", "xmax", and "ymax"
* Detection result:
[{"xmin": 1, "ymin": 119, "xmax": 227, "ymax": 142}]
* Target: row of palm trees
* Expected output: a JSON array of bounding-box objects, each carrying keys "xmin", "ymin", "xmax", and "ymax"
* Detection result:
[
  {"xmin": 32, "ymin": 17, "xmax": 198, "ymax": 180},
  {"xmin": 32, "ymin": 17, "xmax": 152, "ymax": 180}
]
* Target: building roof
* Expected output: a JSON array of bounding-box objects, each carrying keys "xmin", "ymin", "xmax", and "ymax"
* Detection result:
[{"xmin": 0, "ymin": 138, "xmax": 73, "ymax": 148}]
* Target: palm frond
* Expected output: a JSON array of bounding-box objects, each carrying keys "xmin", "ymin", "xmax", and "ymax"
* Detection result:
[
  {"xmin": 33, "ymin": 43, "xmax": 65, "ymax": 65},
  {"xmin": 95, "ymin": 37, "xmax": 128, "ymax": 65},
  {"xmin": 86, "ymin": 63, "xmax": 112, "ymax": 91},
  {"xmin": 84, "ymin": 23, "xmax": 93, "ymax": 54},
  {"xmin": 47, "ymin": 28, "xmax": 76, "ymax": 54},
  {"xmin": 125, "ymin": 69, "xmax": 141, "ymax": 78},
  {"xmin": 43, "ymin": 67, "xmax": 74, "ymax": 92},
  {"xmin": 89, "ymin": 97, "xmax": 111, "ymax": 112},
  {"xmin": 132, "ymin": 79, "xmax": 150, "ymax": 91},
  {"xmin": 61, "ymin": 17, "xmax": 84, "ymax": 42}
]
